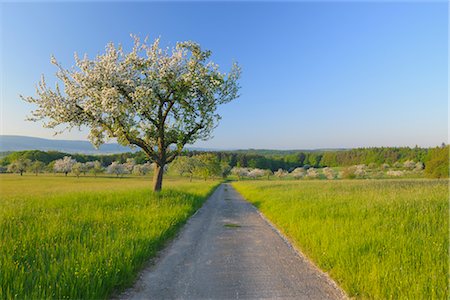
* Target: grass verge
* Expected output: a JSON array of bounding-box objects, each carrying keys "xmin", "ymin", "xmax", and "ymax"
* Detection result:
[
  {"xmin": 232, "ymin": 179, "xmax": 448, "ymax": 299},
  {"xmin": 0, "ymin": 175, "xmax": 219, "ymax": 299}
]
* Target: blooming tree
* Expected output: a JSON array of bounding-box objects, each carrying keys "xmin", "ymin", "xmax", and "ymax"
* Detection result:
[
  {"xmin": 403, "ymin": 160, "xmax": 416, "ymax": 170},
  {"xmin": 132, "ymin": 163, "xmax": 154, "ymax": 176},
  {"xmin": 106, "ymin": 161, "xmax": 127, "ymax": 177},
  {"xmin": 415, "ymin": 162, "xmax": 424, "ymax": 171},
  {"xmin": 89, "ymin": 161, "xmax": 103, "ymax": 176},
  {"xmin": 132, "ymin": 165, "xmax": 144, "ymax": 176},
  {"xmin": 264, "ymin": 169, "xmax": 273, "ymax": 180},
  {"xmin": 72, "ymin": 162, "xmax": 84, "ymax": 177},
  {"xmin": 354, "ymin": 164, "xmax": 367, "ymax": 178},
  {"xmin": 231, "ymin": 167, "xmax": 249, "ymax": 180},
  {"xmin": 54, "ymin": 156, "xmax": 76, "ymax": 176},
  {"xmin": 7, "ymin": 159, "xmax": 31, "ymax": 176},
  {"xmin": 322, "ymin": 167, "xmax": 335, "ymax": 180},
  {"xmin": 248, "ymin": 168, "xmax": 265, "ymax": 179},
  {"xmin": 291, "ymin": 167, "xmax": 305, "ymax": 179},
  {"xmin": 387, "ymin": 170, "xmax": 404, "ymax": 177},
  {"xmin": 171, "ymin": 156, "xmax": 199, "ymax": 179},
  {"xmin": 195, "ymin": 154, "xmax": 222, "ymax": 180},
  {"xmin": 22, "ymin": 35, "xmax": 241, "ymax": 191},
  {"xmin": 124, "ymin": 158, "xmax": 136, "ymax": 174},
  {"xmin": 29, "ymin": 161, "xmax": 46, "ymax": 176},
  {"xmin": 274, "ymin": 168, "xmax": 288, "ymax": 178},
  {"xmin": 306, "ymin": 168, "xmax": 319, "ymax": 179}
]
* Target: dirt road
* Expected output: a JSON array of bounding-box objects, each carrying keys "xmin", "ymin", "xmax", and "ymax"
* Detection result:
[{"xmin": 119, "ymin": 183, "xmax": 346, "ymax": 299}]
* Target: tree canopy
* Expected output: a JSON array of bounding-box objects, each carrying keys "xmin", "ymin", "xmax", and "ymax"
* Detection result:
[{"xmin": 23, "ymin": 35, "xmax": 241, "ymax": 190}]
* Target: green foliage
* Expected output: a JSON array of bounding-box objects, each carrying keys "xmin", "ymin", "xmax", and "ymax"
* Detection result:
[
  {"xmin": 233, "ymin": 180, "xmax": 448, "ymax": 299},
  {"xmin": 0, "ymin": 150, "xmax": 145, "ymax": 168},
  {"xmin": 424, "ymin": 146, "xmax": 449, "ymax": 178},
  {"xmin": 28, "ymin": 161, "xmax": 46, "ymax": 175},
  {"xmin": 195, "ymin": 154, "xmax": 222, "ymax": 180},
  {"xmin": 0, "ymin": 175, "xmax": 218, "ymax": 299},
  {"xmin": 171, "ymin": 156, "xmax": 200, "ymax": 179},
  {"xmin": 0, "ymin": 145, "xmax": 444, "ymax": 179},
  {"xmin": 0, "ymin": 150, "xmax": 64, "ymax": 166},
  {"xmin": 192, "ymin": 147, "xmax": 431, "ymax": 172}
]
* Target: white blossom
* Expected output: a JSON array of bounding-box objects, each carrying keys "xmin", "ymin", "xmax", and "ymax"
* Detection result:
[
  {"xmin": 322, "ymin": 167, "xmax": 336, "ymax": 180},
  {"xmin": 22, "ymin": 35, "xmax": 241, "ymax": 191},
  {"xmin": 306, "ymin": 168, "xmax": 319, "ymax": 179},
  {"xmin": 387, "ymin": 170, "xmax": 404, "ymax": 177},
  {"xmin": 132, "ymin": 162, "xmax": 154, "ymax": 176},
  {"xmin": 7, "ymin": 159, "xmax": 31, "ymax": 176},
  {"xmin": 354, "ymin": 164, "xmax": 367, "ymax": 178},
  {"xmin": 274, "ymin": 168, "xmax": 288, "ymax": 178},
  {"xmin": 248, "ymin": 168, "xmax": 266, "ymax": 179},
  {"xmin": 106, "ymin": 161, "xmax": 127, "ymax": 177},
  {"xmin": 415, "ymin": 162, "xmax": 424, "ymax": 171},
  {"xmin": 54, "ymin": 156, "xmax": 76, "ymax": 176},
  {"xmin": 231, "ymin": 167, "xmax": 250, "ymax": 180},
  {"xmin": 403, "ymin": 160, "xmax": 416, "ymax": 170},
  {"xmin": 291, "ymin": 167, "xmax": 305, "ymax": 179}
]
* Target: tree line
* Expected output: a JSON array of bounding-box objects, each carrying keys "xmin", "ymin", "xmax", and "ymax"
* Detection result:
[{"xmin": 1, "ymin": 145, "xmax": 448, "ymax": 178}]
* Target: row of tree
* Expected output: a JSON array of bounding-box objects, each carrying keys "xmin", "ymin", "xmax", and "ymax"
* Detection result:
[
  {"xmin": 5, "ymin": 156, "xmax": 152, "ymax": 177},
  {"xmin": 3, "ymin": 154, "xmax": 228, "ymax": 180},
  {"xmin": 1, "ymin": 145, "xmax": 448, "ymax": 179},
  {"xmin": 203, "ymin": 146, "xmax": 434, "ymax": 171}
]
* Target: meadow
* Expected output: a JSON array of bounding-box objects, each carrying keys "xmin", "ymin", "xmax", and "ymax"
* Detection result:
[
  {"xmin": 232, "ymin": 179, "xmax": 448, "ymax": 299},
  {"xmin": 0, "ymin": 174, "xmax": 219, "ymax": 299}
]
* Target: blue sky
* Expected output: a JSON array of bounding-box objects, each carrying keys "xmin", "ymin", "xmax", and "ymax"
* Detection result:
[{"xmin": 1, "ymin": 1, "xmax": 447, "ymax": 149}]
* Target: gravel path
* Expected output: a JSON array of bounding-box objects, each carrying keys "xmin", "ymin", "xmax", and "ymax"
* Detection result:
[{"xmin": 118, "ymin": 183, "xmax": 346, "ymax": 300}]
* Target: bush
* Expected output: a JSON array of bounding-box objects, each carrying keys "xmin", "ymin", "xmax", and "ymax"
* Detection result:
[
  {"xmin": 425, "ymin": 146, "xmax": 449, "ymax": 178},
  {"xmin": 340, "ymin": 167, "xmax": 356, "ymax": 179}
]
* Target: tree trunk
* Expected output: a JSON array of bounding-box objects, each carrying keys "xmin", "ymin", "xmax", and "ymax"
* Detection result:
[{"xmin": 153, "ymin": 164, "xmax": 164, "ymax": 192}]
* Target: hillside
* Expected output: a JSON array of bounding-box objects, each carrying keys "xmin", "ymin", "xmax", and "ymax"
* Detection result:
[{"xmin": 0, "ymin": 135, "xmax": 133, "ymax": 154}]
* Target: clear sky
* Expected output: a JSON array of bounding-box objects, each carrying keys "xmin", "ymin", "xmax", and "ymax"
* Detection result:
[{"xmin": 1, "ymin": 1, "xmax": 448, "ymax": 150}]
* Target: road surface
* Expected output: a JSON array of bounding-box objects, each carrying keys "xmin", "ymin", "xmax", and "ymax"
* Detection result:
[{"xmin": 119, "ymin": 183, "xmax": 346, "ymax": 300}]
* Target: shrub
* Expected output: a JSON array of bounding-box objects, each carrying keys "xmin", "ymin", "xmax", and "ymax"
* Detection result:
[
  {"xmin": 425, "ymin": 146, "xmax": 449, "ymax": 178},
  {"xmin": 340, "ymin": 167, "xmax": 356, "ymax": 179}
]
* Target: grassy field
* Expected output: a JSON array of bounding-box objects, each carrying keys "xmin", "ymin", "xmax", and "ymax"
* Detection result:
[
  {"xmin": 232, "ymin": 179, "xmax": 448, "ymax": 299},
  {"xmin": 0, "ymin": 174, "xmax": 219, "ymax": 299}
]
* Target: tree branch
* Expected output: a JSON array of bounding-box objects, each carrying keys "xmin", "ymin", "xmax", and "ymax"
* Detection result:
[
  {"xmin": 166, "ymin": 122, "xmax": 204, "ymax": 163},
  {"xmin": 74, "ymin": 104, "xmax": 158, "ymax": 161},
  {"xmin": 113, "ymin": 116, "xmax": 158, "ymax": 161},
  {"xmin": 115, "ymin": 85, "xmax": 159, "ymax": 128}
]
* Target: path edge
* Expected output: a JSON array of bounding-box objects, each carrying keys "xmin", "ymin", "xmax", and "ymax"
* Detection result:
[
  {"xmin": 113, "ymin": 183, "xmax": 223, "ymax": 299},
  {"xmin": 228, "ymin": 183, "xmax": 349, "ymax": 300}
]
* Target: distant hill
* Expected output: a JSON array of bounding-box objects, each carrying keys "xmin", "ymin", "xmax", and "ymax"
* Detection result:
[
  {"xmin": 0, "ymin": 135, "xmax": 134, "ymax": 154},
  {"xmin": 0, "ymin": 135, "xmax": 216, "ymax": 154},
  {"xmin": 0, "ymin": 135, "xmax": 348, "ymax": 155}
]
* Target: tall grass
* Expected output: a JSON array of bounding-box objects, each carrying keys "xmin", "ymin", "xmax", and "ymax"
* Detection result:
[
  {"xmin": 232, "ymin": 179, "xmax": 448, "ymax": 299},
  {"xmin": 0, "ymin": 175, "xmax": 218, "ymax": 299}
]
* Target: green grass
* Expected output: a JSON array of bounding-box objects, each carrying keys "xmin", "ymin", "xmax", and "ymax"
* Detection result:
[
  {"xmin": 232, "ymin": 179, "xmax": 448, "ymax": 299},
  {"xmin": 223, "ymin": 223, "xmax": 241, "ymax": 228},
  {"xmin": 0, "ymin": 174, "xmax": 219, "ymax": 299}
]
